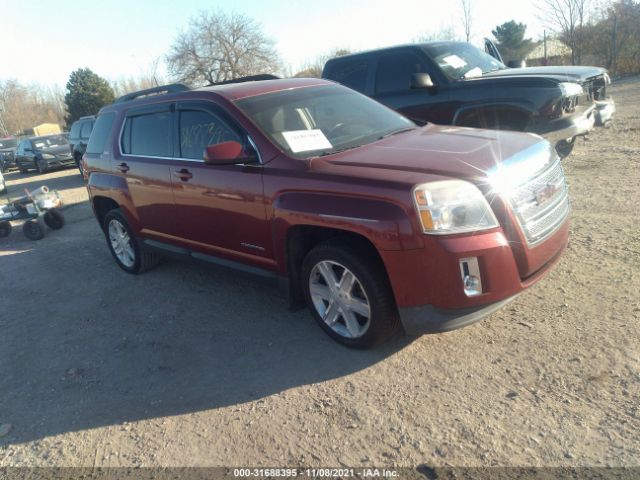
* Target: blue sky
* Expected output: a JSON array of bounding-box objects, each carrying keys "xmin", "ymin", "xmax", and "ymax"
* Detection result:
[{"xmin": 0, "ymin": 0, "xmax": 545, "ymax": 88}]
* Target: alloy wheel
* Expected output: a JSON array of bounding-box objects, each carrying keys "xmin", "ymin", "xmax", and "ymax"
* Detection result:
[
  {"xmin": 108, "ymin": 219, "xmax": 135, "ymax": 268},
  {"xmin": 309, "ymin": 260, "xmax": 371, "ymax": 339}
]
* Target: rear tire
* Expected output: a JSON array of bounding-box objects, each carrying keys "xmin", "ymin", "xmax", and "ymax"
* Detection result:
[
  {"xmin": 23, "ymin": 219, "xmax": 45, "ymax": 240},
  {"xmin": 103, "ymin": 208, "xmax": 159, "ymax": 274},
  {"xmin": 301, "ymin": 239, "xmax": 400, "ymax": 349},
  {"xmin": 0, "ymin": 221, "xmax": 11, "ymax": 238},
  {"xmin": 44, "ymin": 210, "xmax": 65, "ymax": 229}
]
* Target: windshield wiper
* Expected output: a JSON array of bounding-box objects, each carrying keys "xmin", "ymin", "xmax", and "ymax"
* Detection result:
[
  {"xmin": 378, "ymin": 127, "xmax": 417, "ymax": 140},
  {"xmin": 316, "ymin": 145, "xmax": 362, "ymax": 157}
]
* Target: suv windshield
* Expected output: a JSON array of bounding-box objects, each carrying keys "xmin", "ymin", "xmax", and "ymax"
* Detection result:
[
  {"xmin": 424, "ymin": 43, "xmax": 506, "ymax": 80},
  {"xmin": 0, "ymin": 138, "xmax": 17, "ymax": 149},
  {"xmin": 32, "ymin": 135, "xmax": 69, "ymax": 150},
  {"xmin": 235, "ymin": 84, "xmax": 415, "ymax": 159}
]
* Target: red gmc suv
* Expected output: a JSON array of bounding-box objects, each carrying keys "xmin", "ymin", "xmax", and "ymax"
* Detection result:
[{"xmin": 84, "ymin": 78, "xmax": 570, "ymax": 348}]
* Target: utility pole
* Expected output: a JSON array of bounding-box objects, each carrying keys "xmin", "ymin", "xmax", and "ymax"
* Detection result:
[{"xmin": 544, "ymin": 30, "xmax": 547, "ymax": 61}]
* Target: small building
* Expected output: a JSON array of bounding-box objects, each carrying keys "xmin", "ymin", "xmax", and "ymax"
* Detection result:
[{"xmin": 22, "ymin": 123, "xmax": 62, "ymax": 137}]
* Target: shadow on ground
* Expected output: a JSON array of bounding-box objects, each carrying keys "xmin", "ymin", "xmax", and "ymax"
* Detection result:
[
  {"xmin": 0, "ymin": 211, "xmax": 410, "ymax": 445},
  {"xmin": 1, "ymin": 168, "xmax": 85, "ymax": 203}
]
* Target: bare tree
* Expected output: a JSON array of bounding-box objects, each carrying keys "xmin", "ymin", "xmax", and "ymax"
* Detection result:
[
  {"xmin": 414, "ymin": 25, "xmax": 461, "ymax": 43},
  {"xmin": 166, "ymin": 11, "xmax": 281, "ymax": 86},
  {"xmin": 0, "ymin": 80, "xmax": 66, "ymax": 135},
  {"xmin": 293, "ymin": 48, "xmax": 351, "ymax": 78},
  {"xmin": 538, "ymin": 0, "xmax": 590, "ymax": 64},
  {"xmin": 460, "ymin": 0, "xmax": 473, "ymax": 42}
]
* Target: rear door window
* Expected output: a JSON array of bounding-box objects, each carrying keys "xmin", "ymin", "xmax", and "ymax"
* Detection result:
[
  {"xmin": 178, "ymin": 109, "xmax": 242, "ymax": 160},
  {"xmin": 375, "ymin": 51, "xmax": 429, "ymax": 94},
  {"xmin": 122, "ymin": 111, "xmax": 172, "ymax": 157},
  {"xmin": 80, "ymin": 121, "xmax": 93, "ymax": 139},
  {"xmin": 86, "ymin": 113, "xmax": 116, "ymax": 155},
  {"xmin": 326, "ymin": 60, "xmax": 369, "ymax": 92}
]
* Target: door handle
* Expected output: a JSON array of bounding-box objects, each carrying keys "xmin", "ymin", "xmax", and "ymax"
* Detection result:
[
  {"xmin": 117, "ymin": 162, "xmax": 130, "ymax": 173},
  {"xmin": 173, "ymin": 168, "xmax": 193, "ymax": 181}
]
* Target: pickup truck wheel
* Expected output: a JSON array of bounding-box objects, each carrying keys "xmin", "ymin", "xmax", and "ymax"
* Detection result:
[
  {"xmin": 103, "ymin": 208, "xmax": 159, "ymax": 274},
  {"xmin": 302, "ymin": 241, "xmax": 400, "ymax": 348},
  {"xmin": 556, "ymin": 138, "xmax": 575, "ymax": 158}
]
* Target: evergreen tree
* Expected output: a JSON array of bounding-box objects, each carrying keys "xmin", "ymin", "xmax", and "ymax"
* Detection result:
[{"xmin": 64, "ymin": 68, "xmax": 115, "ymax": 127}]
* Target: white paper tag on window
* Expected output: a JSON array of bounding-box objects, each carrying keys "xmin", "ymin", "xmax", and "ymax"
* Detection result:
[
  {"xmin": 282, "ymin": 129, "xmax": 332, "ymax": 153},
  {"xmin": 442, "ymin": 54, "xmax": 467, "ymax": 69}
]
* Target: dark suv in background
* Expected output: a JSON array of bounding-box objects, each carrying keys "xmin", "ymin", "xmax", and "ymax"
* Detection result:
[
  {"xmin": 69, "ymin": 115, "xmax": 95, "ymax": 175},
  {"xmin": 322, "ymin": 42, "xmax": 615, "ymax": 157},
  {"xmin": 0, "ymin": 136, "xmax": 18, "ymax": 172}
]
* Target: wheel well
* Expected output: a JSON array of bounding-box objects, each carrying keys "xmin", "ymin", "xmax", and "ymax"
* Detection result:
[
  {"xmin": 286, "ymin": 225, "xmax": 387, "ymax": 306},
  {"xmin": 456, "ymin": 107, "xmax": 530, "ymax": 131},
  {"xmin": 93, "ymin": 196, "xmax": 120, "ymax": 230}
]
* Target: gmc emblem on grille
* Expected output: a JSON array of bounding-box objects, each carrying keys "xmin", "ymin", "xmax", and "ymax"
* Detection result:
[{"xmin": 534, "ymin": 183, "xmax": 558, "ymax": 206}]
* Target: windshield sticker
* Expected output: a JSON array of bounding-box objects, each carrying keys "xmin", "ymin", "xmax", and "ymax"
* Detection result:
[
  {"xmin": 442, "ymin": 54, "xmax": 467, "ymax": 69},
  {"xmin": 463, "ymin": 67, "xmax": 483, "ymax": 78},
  {"xmin": 282, "ymin": 129, "xmax": 332, "ymax": 153}
]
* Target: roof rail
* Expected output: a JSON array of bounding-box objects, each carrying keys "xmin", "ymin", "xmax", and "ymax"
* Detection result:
[
  {"xmin": 79, "ymin": 115, "xmax": 96, "ymax": 120},
  {"xmin": 115, "ymin": 83, "xmax": 190, "ymax": 103},
  {"xmin": 208, "ymin": 74, "xmax": 279, "ymax": 87}
]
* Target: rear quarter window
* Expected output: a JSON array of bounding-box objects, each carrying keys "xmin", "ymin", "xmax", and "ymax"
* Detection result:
[
  {"xmin": 69, "ymin": 122, "xmax": 81, "ymax": 139},
  {"xmin": 325, "ymin": 59, "xmax": 369, "ymax": 92},
  {"xmin": 86, "ymin": 113, "xmax": 116, "ymax": 155},
  {"xmin": 80, "ymin": 121, "xmax": 93, "ymax": 139}
]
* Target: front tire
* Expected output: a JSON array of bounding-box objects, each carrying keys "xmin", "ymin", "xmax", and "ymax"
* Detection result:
[
  {"xmin": 301, "ymin": 239, "xmax": 400, "ymax": 349},
  {"xmin": 103, "ymin": 208, "xmax": 159, "ymax": 274}
]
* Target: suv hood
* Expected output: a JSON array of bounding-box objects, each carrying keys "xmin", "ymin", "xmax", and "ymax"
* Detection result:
[
  {"xmin": 314, "ymin": 124, "xmax": 551, "ymax": 183},
  {"xmin": 480, "ymin": 65, "xmax": 607, "ymax": 83}
]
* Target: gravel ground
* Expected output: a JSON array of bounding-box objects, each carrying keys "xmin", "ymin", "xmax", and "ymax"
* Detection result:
[{"xmin": 0, "ymin": 78, "xmax": 638, "ymax": 470}]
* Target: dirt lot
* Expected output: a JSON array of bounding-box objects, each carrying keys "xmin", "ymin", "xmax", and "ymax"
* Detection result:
[{"xmin": 0, "ymin": 78, "xmax": 638, "ymax": 470}]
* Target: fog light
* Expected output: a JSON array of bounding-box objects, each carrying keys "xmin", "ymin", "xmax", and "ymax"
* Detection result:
[{"xmin": 459, "ymin": 257, "xmax": 483, "ymax": 296}]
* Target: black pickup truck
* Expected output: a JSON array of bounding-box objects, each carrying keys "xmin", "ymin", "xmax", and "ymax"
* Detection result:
[{"xmin": 322, "ymin": 41, "xmax": 615, "ymax": 157}]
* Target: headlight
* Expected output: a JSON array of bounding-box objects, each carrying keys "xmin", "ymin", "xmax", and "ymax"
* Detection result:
[
  {"xmin": 559, "ymin": 82, "xmax": 583, "ymax": 97},
  {"xmin": 412, "ymin": 180, "xmax": 499, "ymax": 234},
  {"xmin": 41, "ymin": 153, "xmax": 55, "ymax": 159}
]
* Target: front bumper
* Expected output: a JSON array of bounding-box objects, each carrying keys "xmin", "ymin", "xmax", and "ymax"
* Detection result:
[
  {"xmin": 533, "ymin": 105, "xmax": 596, "ymax": 144},
  {"xmin": 595, "ymin": 99, "xmax": 615, "ymax": 126},
  {"xmin": 399, "ymin": 294, "xmax": 520, "ymax": 334},
  {"xmin": 43, "ymin": 157, "xmax": 75, "ymax": 168}
]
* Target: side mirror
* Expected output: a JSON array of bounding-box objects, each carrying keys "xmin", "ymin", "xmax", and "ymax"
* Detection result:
[
  {"xmin": 411, "ymin": 73, "xmax": 435, "ymax": 89},
  {"xmin": 204, "ymin": 141, "xmax": 258, "ymax": 165}
]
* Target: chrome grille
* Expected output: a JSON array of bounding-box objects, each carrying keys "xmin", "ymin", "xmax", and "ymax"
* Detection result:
[{"xmin": 509, "ymin": 158, "xmax": 570, "ymax": 247}]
